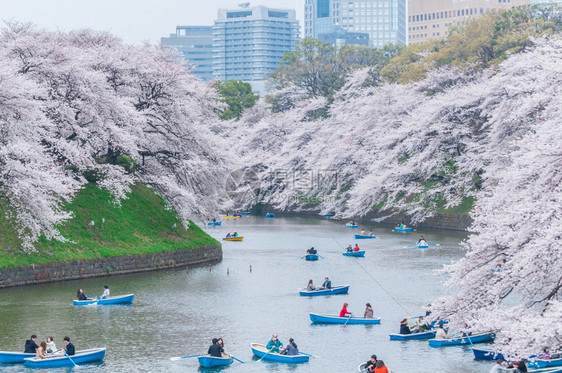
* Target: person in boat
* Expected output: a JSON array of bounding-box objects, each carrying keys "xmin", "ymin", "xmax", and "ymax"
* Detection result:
[
  {"xmin": 35, "ymin": 341, "xmax": 49, "ymax": 359},
  {"xmin": 399, "ymin": 318, "xmax": 412, "ymax": 334},
  {"xmin": 24, "ymin": 334, "xmax": 39, "ymax": 353},
  {"xmin": 212, "ymin": 218, "xmax": 216, "ymax": 223},
  {"xmin": 339, "ymin": 302, "xmax": 352, "ymax": 317},
  {"xmin": 489, "ymin": 359, "xmax": 506, "ymax": 373},
  {"xmin": 77, "ymin": 288, "xmax": 89, "ymax": 300},
  {"xmin": 46, "ymin": 336, "xmax": 59, "ymax": 354},
  {"xmin": 346, "ymin": 244, "xmax": 353, "ymax": 252},
  {"xmin": 417, "ymin": 236, "xmax": 426, "ymax": 244},
  {"xmin": 266, "ymin": 334, "xmax": 282, "ymax": 353},
  {"xmin": 360, "ymin": 229, "xmax": 366, "ymax": 235},
  {"xmin": 63, "ymin": 336, "xmax": 75, "ymax": 356},
  {"xmin": 374, "ymin": 359, "xmax": 389, "ymax": 373},
  {"xmin": 354, "ymin": 244, "xmax": 360, "ymax": 252},
  {"xmin": 369, "ymin": 230, "xmax": 374, "ymax": 236},
  {"xmin": 435, "ymin": 324, "xmax": 447, "ymax": 339},
  {"xmin": 364, "ymin": 303, "xmax": 374, "ymax": 318},
  {"xmin": 321, "ymin": 277, "xmax": 331, "ymax": 289},
  {"xmin": 280, "ymin": 338, "xmax": 299, "ymax": 356},
  {"xmin": 100, "ymin": 285, "xmax": 110, "ymax": 299},
  {"xmin": 411, "ymin": 316, "xmax": 428, "ymax": 332},
  {"xmin": 306, "ymin": 247, "xmax": 317, "ymax": 254},
  {"xmin": 306, "ymin": 279, "xmax": 316, "ymax": 291},
  {"xmin": 233, "ymin": 232, "xmax": 238, "ymax": 237},
  {"xmin": 208, "ymin": 338, "xmax": 223, "ymax": 357},
  {"xmin": 514, "ymin": 360, "xmax": 528, "ymax": 373},
  {"xmin": 364, "ymin": 354, "xmax": 377, "ymax": 372},
  {"xmin": 226, "ymin": 232, "xmax": 231, "ymax": 238},
  {"xmin": 217, "ymin": 338, "xmax": 227, "ymax": 356}
]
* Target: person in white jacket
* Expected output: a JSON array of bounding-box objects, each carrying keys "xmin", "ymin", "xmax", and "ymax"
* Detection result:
[
  {"xmin": 101, "ymin": 285, "xmax": 110, "ymax": 299},
  {"xmin": 435, "ymin": 324, "xmax": 448, "ymax": 339}
]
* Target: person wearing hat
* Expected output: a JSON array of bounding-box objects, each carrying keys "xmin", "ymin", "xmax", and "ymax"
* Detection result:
[
  {"xmin": 208, "ymin": 338, "xmax": 223, "ymax": 357},
  {"xmin": 399, "ymin": 318, "xmax": 412, "ymax": 334},
  {"xmin": 266, "ymin": 334, "xmax": 282, "ymax": 353},
  {"xmin": 364, "ymin": 354, "xmax": 377, "ymax": 372},
  {"xmin": 280, "ymin": 338, "xmax": 298, "ymax": 356}
]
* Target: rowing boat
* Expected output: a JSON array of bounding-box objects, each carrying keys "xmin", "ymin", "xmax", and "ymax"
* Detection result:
[
  {"xmin": 24, "ymin": 348, "xmax": 106, "ymax": 368},
  {"xmin": 0, "ymin": 351, "xmax": 35, "ymax": 363},
  {"xmin": 207, "ymin": 221, "xmax": 222, "ymax": 226},
  {"xmin": 389, "ymin": 331, "xmax": 436, "ymax": 340},
  {"xmin": 309, "ymin": 312, "xmax": 380, "ymax": 324},
  {"xmin": 429, "ymin": 332, "xmax": 495, "ymax": 347},
  {"xmin": 304, "ymin": 254, "xmax": 318, "ymax": 261},
  {"xmin": 197, "ymin": 355, "xmax": 233, "ymax": 368},
  {"xmin": 346, "ymin": 224, "xmax": 358, "ymax": 228},
  {"xmin": 250, "ymin": 343, "xmax": 309, "ymax": 363},
  {"xmin": 354, "ymin": 234, "xmax": 376, "ymax": 239},
  {"xmin": 223, "ymin": 236, "xmax": 243, "ymax": 242},
  {"xmin": 343, "ymin": 251, "xmax": 365, "ymax": 257},
  {"xmin": 265, "ymin": 213, "xmax": 275, "ymax": 218},
  {"xmin": 299, "ymin": 285, "xmax": 349, "ymax": 296},
  {"xmin": 73, "ymin": 294, "xmax": 134, "ymax": 306},
  {"xmin": 394, "ymin": 227, "xmax": 413, "ymax": 232}
]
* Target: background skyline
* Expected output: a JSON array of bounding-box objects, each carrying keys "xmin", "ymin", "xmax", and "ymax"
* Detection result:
[{"xmin": 0, "ymin": 0, "xmax": 305, "ymax": 45}]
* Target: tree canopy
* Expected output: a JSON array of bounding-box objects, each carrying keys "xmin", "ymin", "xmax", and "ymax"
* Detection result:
[{"xmin": 214, "ymin": 80, "xmax": 259, "ymax": 120}]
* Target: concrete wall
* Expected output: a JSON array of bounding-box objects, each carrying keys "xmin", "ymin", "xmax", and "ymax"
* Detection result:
[{"xmin": 0, "ymin": 245, "xmax": 222, "ymax": 288}]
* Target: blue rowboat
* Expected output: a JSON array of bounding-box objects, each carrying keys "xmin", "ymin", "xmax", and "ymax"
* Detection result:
[
  {"xmin": 207, "ymin": 221, "xmax": 222, "ymax": 226},
  {"xmin": 472, "ymin": 347, "xmax": 506, "ymax": 360},
  {"xmin": 197, "ymin": 355, "xmax": 233, "ymax": 368},
  {"xmin": 238, "ymin": 211, "xmax": 251, "ymax": 216},
  {"xmin": 309, "ymin": 312, "xmax": 381, "ymax": 325},
  {"xmin": 394, "ymin": 227, "xmax": 413, "ymax": 232},
  {"xmin": 24, "ymin": 348, "xmax": 106, "ymax": 368},
  {"xmin": 299, "ymin": 285, "xmax": 349, "ymax": 296},
  {"xmin": 0, "ymin": 351, "xmax": 35, "ymax": 363},
  {"xmin": 265, "ymin": 213, "xmax": 275, "ymax": 218},
  {"xmin": 322, "ymin": 213, "xmax": 334, "ymax": 218},
  {"xmin": 429, "ymin": 332, "xmax": 495, "ymax": 347},
  {"xmin": 343, "ymin": 251, "xmax": 365, "ymax": 257},
  {"xmin": 528, "ymin": 357, "xmax": 562, "ymax": 369},
  {"xmin": 354, "ymin": 234, "xmax": 376, "ymax": 239},
  {"xmin": 389, "ymin": 331, "xmax": 436, "ymax": 340},
  {"xmin": 305, "ymin": 254, "xmax": 319, "ymax": 261},
  {"xmin": 73, "ymin": 293, "xmax": 134, "ymax": 306},
  {"xmin": 250, "ymin": 343, "xmax": 309, "ymax": 363},
  {"xmin": 358, "ymin": 362, "xmax": 396, "ymax": 373},
  {"xmin": 346, "ymin": 224, "xmax": 358, "ymax": 228},
  {"xmin": 417, "ymin": 243, "xmax": 429, "ymax": 249}
]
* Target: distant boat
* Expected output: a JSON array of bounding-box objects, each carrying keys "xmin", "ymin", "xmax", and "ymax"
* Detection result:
[
  {"xmin": 0, "ymin": 351, "xmax": 35, "ymax": 364},
  {"xmin": 207, "ymin": 221, "xmax": 222, "ymax": 226},
  {"xmin": 346, "ymin": 224, "xmax": 358, "ymax": 228},
  {"xmin": 472, "ymin": 347, "xmax": 506, "ymax": 360},
  {"xmin": 238, "ymin": 211, "xmax": 251, "ymax": 216},
  {"xmin": 265, "ymin": 213, "xmax": 275, "ymax": 218},
  {"xmin": 223, "ymin": 236, "xmax": 243, "ymax": 242},
  {"xmin": 358, "ymin": 362, "xmax": 395, "ymax": 372},
  {"xmin": 394, "ymin": 227, "xmax": 413, "ymax": 232},
  {"xmin": 250, "ymin": 343, "xmax": 309, "ymax": 363},
  {"xmin": 304, "ymin": 254, "xmax": 319, "ymax": 261},
  {"xmin": 528, "ymin": 357, "xmax": 562, "ymax": 369},
  {"xmin": 309, "ymin": 312, "xmax": 380, "ymax": 325},
  {"xmin": 299, "ymin": 285, "xmax": 349, "ymax": 296},
  {"xmin": 197, "ymin": 355, "xmax": 233, "ymax": 368},
  {"xmin": 343, "ymin": 251, "xmax": 365, "ymax": 257},
  {"xmin": 24, "ymin": 348, "xmax": 106, "ymax": 368},
  {"xmin": 73, "ymin": 294, "xmax": 134, "ymax": 306},
  {"xmin": 389, "ymin": 331, "xmax": 436, "ymax": 340},
  {"xmin": 429, "ymin": 332, "xmax": 495, "ymax": 347},
  {"xmin": 417, "ymin": 243, "xmax": 429, "ymax": 249},
  {"xmin": 322, "ymin": 213, "xmax": 334, "ymax": 218},
  {"xmin": 224, "ymin": 215, "xmax": 240, "ymax": 219},
  {"xmin": 354, "ymin": 234, "xmax": 376, "ymax": 239}
]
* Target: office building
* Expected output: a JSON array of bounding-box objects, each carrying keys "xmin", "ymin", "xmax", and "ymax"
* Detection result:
[
  {"xmin": 305, "ymin": 0, "xmax": 407, "ymax": 48},
  {"xmin": 161, "ymin": 26, "xmax": 214, "ymax": 81},
  {"xmin": 213, "ymin": 5, "xmax": 300, "ymax": 94},
  {"xmin": 408, "ymin": 0, "xmax": 530, "ymax": 44}
]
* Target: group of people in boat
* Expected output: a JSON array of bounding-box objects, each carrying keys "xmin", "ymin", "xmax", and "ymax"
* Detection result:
[
  {"xmin": 399, "ymin": 316, "xmax": 434, "ymax": 335},
  {"xmin": 360, "ymin": 229, "xmax": 374, "ymax": 236},
  {"xmin": 24, "ymin": 334, "xmax": 75, "ymax": 359},
  {"xmin": 76, "ymin": 285, "xmax": 110, "ymax": 301},
  {"xmin": 306, "ymin": 247, "xmax": 317, "ymax": 255},
  {"xmin": 339, "ymin": 302, "xmax": 375, "ymax": 318},
  {"xmin": 266, "ymin": 334, "xmax": 299, "ymax": 356},
  {"xmin": 207, "ymin": 337, "xmax": 228, "ymax": 357},
  {"xmin": 306, "ymin": 277, "xmax": 332, "ymax": 290},
  {"xmin": 225, "ymin": 232, "xmax": 239, "ymax": 238},
  {"xmin": 363, "ymin": 354, "xmax": 390, "ymax": 373},
  {"xmin": 346, "ymin": 244, "xmax": 361, "ymax": 252}
]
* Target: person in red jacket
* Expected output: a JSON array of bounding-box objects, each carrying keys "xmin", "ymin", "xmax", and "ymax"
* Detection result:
[
  {"xmin": 339, "ymin": 302, "xmax": 351, "ymax": 317},
  {"xmin": 354, "ymin": 244, "xmax": 360, "ymax": 252}
]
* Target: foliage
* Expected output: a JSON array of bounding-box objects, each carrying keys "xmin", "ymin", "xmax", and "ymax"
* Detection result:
[
  {"xmin": 0, "ymin": 23, "xmax": 230, "ymax": 251},
  {"xmin": 0, "ymin": 183, "xmax": 219, "ymax": 269},
  {"xmin": 214, "ymin": 80, "xmax": 259, "ymax": 120}
]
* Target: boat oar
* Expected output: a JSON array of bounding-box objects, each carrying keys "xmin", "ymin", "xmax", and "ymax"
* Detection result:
[
  {"xmin": 344, "ymin": 314, "xmax": 352, "ymax": 325},
  {"xmin": 170, "ymin": 354, "xmax": 200, "ymax": 361},
  {"xmin": 64, "ymin": 351, "xmax": 80, "ymax": 368},
  {"xmin": 299, "ymin": 351, "xmax": 320, "ymax": 358},
  {"xmin": 428, "ymin": 243, "xmax": 440, "ymax": 246},
  {"xmin": 318, "ymin": 255, "xmax": 325, "ymax": 259},
  {"xmin": 465, "ymin": 333, "xmax": 474, "ymax": 345},
  {"xmin": 258, "ymin": 348, "xmax": 274, "ymax": 361},
  {"xmin": 230, "ymin": 355, "xmax": 245, "ymax": 364}
]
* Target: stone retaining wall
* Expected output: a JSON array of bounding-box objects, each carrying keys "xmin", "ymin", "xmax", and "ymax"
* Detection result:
[{"xmin": 0, "ymin": 244, "xmax": 222, "ymax": 288}]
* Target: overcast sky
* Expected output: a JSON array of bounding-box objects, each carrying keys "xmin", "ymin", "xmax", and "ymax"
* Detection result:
[{"xmin": 0, "ymin": 0, "xmax": 305, "ymax": 45}]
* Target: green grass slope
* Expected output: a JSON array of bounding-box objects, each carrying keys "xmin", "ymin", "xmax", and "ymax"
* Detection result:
[{"xmin": 0, "ymin": 183, "xmax": 219, "ymax": 269}]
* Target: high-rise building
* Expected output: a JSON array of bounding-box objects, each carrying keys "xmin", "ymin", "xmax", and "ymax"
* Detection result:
[
  {"xmin": 213, "ymin": 5, "xmax": 300, "ymax": 94},
  {"xmin": 408, "ymin": 0, "xmax": 530, "ymax": 44},
  {"xmin": 305, "ymin": 0, "xmax": 407, "ymax": 48},
  {"xmin": 161, "ymin": 26, "xmax": 214, "ymax": 81}
]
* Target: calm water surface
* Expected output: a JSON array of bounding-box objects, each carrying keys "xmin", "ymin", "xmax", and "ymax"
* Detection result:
[{"xmin": 0, "ymin": 216, "xmax": 497, "ymax": 372}]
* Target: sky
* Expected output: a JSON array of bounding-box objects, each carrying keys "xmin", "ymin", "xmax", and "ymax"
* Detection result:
[{"xmin": 0, "ymin": 0, "xmax": 305, "ymax": 45}]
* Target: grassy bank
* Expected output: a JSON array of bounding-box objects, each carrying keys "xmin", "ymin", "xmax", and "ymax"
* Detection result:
[{"xmin": 0, "ymin": 183, "xmax": 219, "ymax": 269}]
